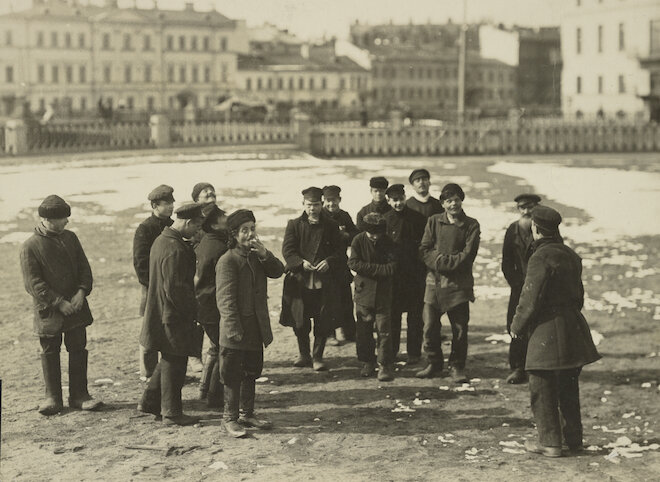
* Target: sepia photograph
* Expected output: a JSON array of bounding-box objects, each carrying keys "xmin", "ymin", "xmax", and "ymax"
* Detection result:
[{"xmin": 0, "ymin": 0, "xmax": 658, "ymax": 480}]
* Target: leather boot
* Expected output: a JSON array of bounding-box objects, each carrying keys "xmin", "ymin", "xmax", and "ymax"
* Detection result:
[
  {"xmin": 415, "ymin": 362, "xmax": 443, "ymax": 379},
  {"xmin": 207, "ymin": 358, "xmax": 224, "ymax": 410},
  {"xmin": 68, "ymin": 350, "xmax": 102, "ymax": 411},
  {"xmin": 238, "ymin": 380, "xmax": 272, "ymax": 429},
  {"xmin": 39, "ymin": 353, "xmax": 64, "ymax": 416},
  {"xmin": 312, "ymin": 336, "xmax": 327, "ymax": 371},
  {"xmin": 223, "ymin": 383, "xmax": 246, "ymax": 437},
  {"xmin": 377, "ymin": 364, "xmax": 395, "ymax": 382},
  {"xmin": 293, "ymin": 335, "xmax": 312, "ymax": 367},
  {"xmin": 198, "ymin": 354, "xmax": 215, "ymax": 400}
]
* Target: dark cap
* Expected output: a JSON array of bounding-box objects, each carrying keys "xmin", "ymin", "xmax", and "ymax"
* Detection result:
[
  {"xmin": 147, "ymin": 184, "xmax": 175, "ymax": 203},
  {"xmin": 385, "ymin": 183, "xmax": 405, "ymax": 198},
  {"xmin": 227, "ymin": 209, "xmax": 256, "ymax": 231},
  {"xmin": 201, "ymin": 203, "xmax": 227, "ymax": 232},
  {"xmin": 439, "ymin": 183, "xmax": 465, "ymax": 201},
  {"xmin": 302, "ymin": 186, "xmax": 323, "ymax": 202},
  {"xmin": 38, "ymin": 195, "xmax": 71, "ymax": 219},
  {"xmin": 174, "ymin": 202, "xmax": 204, "ymax": 220},
  {"xmin": 363, "ymin": 212, "xmax": 387, "ymax": 234},
  {"xmin": 531, "ymin": 205, "xmax": 562, "ymax": 231},
  {"xmin": 322, "ymin": 185, "xmax": 341, "ymax": 199},
  {"xmin": 408, "ymin": 168, "xmax": 430, "ymax": 184},
  {"xmin": 191, "ymin": 182, "xmax": 215, "ymax": 202},
  {"xmin": 514, "ymin": 193, "xmax": 542, "ymax": 204},
  {"xmin": 369, "ymin": 176, "xmax": 389, "ymax": 189}
]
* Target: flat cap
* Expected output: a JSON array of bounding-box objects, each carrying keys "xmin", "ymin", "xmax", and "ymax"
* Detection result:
[
  {"xmin": 385, "ymin": 183, "xmax": 405, "ymax": 197},
  {"xmin": 227, "ymin": 209, "xmax": 256, "ymax": 231},
  {"xmin": 147, "ymin": 184, "xmax": 175, "ymax": 203},
  {"xmin": 514, "ymin": 193, "xmax": 542, "ymax": 204},
  {"xmin": 191, "ymin": 182, "xmax": 215, "ymax": 202},
  {"xmin": 531, "ymin": 205, "xmax": 562, "ymax": 231},
  {"xmin": 322, "ymin": 185, "xmax": 342, "ymax": 198},
  {"xmin": 363, "ymin": 212, "xmax": 387, "ymax": 234},
  {"xmin": 369, "ymin": 176, "xmax": 389, "ymax": 189},
  {"xmin": 174, "ymin": 202, "xmax": 203, "ymax": 219},
  {"xmin": 439, "ymin": 183, "xmax": 465, "ymax": 201},
  {"xmin": 302, "ymin": 186, "xmax": 323, "ymax": 202},
  {"xmin": 408, "ymin": 169, "xmax": 430, "ymax": 184},
  {"xmin": 38, "ymin": 195, "xmax": 71, "ymax": 219}
]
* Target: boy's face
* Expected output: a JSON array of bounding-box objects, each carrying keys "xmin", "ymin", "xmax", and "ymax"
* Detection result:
[
  {"xmin": 197, "ymin": 187, "xmax": 216, "ymax": 205},
  {"xmin": 235, "ymin": 221, "xmax": 257, "ymax": 248},
  {"xmin": 323, "ymin": 196, "xmax": 341, "ymax": 213},
  {"xmin": 412, "ymin": 176, "xmax": 430, "ymax": 196},
  {"xmin": 153, "ymin": 200, "xmax": 174, "ymax": 218},
  {"xmin": 43, "ymin": 217, "xmax": 68, "ymax": 233},
  {"xmin": 371, "ymin": 187, "xmax": 386, "ymax": 203},
  {"xmin": 441, "ymin": 194, "xmax": 463, "ymax": 216},
  {"xmin": 366, "ymin": 231, "xmax": 383, "ymax": 242},
  {"xmin": 303, "ymin": 199, "xmax": 323, "ymax": 219},
  {"xmin": 182, "ymin": 217, "xmax": 204, "ymax": 239},
  {"xmin": 387, "ymin": 194, "xmax": 406, "ymax": 212}
]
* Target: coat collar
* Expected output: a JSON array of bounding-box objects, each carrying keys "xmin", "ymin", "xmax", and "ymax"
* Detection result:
[
  {"xmin": 532, "ymin": 236, "xmax": 563, "ymax": 250},
  {"xmin": 151, "ymin": 213, "xmax": 174, "ymax": 227},
  {"xmin": 34, "ymin": 223, "xmax": 65, "ymax": 238},
  {"xmin": 438, "ymin": 210, "xmax": 467, "ymax": 227},
  {"xmin": 162, "ymin": 226, "xmax": 186, "ymax": 243}
]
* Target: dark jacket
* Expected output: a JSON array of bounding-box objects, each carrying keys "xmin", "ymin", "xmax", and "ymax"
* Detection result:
[
  {"xmin": 20, "ymin": 224, "xmax": 93, "ymax": 337},
  {"xmin": 216, "ymin": 246, "xmax": 284, "ymax": 350},
  {"xmin": 406, "ymin": 196, "xmax": 444, "ymax": 219},
  {"xmin": 194, "ymin": 230, "xmax": 229, "ymax": 326},
  {"xmin": 384, "ymin": 207, "xmax": 427, "ymax": 311},
  {"xmin": 511, "ymin": 237, "xmax": 601, "ymax": 370},
  {"xmin": 133, "ymin": 214, "xmax": 173, "ymax": 287},
  {"xmin": 356, "ymin": 200, "xmax": 391, "ymax": 231},
  {"xmin": 324, "ymin": 208, "xmax": 359, "ymax": 247},
  {"xmin": 279, "ymin": 211, "xmax": 344, "ymax": 335},
  {"xmin": 419, "ymin": 211, "xmax": 480, "ymax": 312},
  {"xmin": 348, "ymin": 232, "xmax": 398, "ymax": 311},
  {"xmin": 502, "ymin": 220, "xmax": 534, "ymax": 288},
  {"xmin": 140, "ymin": 227, "xmax": 197, "ymax": 356}
]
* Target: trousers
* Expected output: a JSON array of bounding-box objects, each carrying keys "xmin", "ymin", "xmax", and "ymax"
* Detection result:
[
  {"xmin": 422, "ymin": 301, "xmax": 469, "ymax": 369},
  {"xmin": 140, "ymin": 352, "xmax": 188, "ymax": 417},
  {"xmin": 355, "ymin": 304, "xmax": 393, "ymax": 365},
  {"xmin": 507, "ymin": 285, "xmax": 527, "ymax": 370}
]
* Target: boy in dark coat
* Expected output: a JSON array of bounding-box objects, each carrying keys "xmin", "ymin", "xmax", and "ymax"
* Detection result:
[
  {"xmin": 133, "ymin": 184, "xmax": 175, "ymax": 379},
  {"xmin": 501, "ymin": 193, "xmax": 541, "ymax": 384},
  {"xmin": 348, "ymin": 213, "xmax": 398, "ymax": 381},
  {"xmin": 194, "ymin": 204, "xmax": 228, "ymax": 408},
  {"xmin": 322, "ymin": 185, "xmax": 359, "ymax": 343},
  {"xmin": 139, "ymin": 202, "xmax": 205, "ymax": 426},
  {"xmin": 216, "ymin": 209, "xmax": 284, "ymax": 437},
  {"xmin": 20, "ymin": 195, "xmax": 102, "ymax": 415},
  {"xmin": 383, "ymin": 184, "xmax": 427, "ymax": 364},
  {"xmin": 511, "ymin": 205, "xmax": 601, "ymax": 458},
  {"xmin": 356, "ymin": 176, "xmax": 391, "ymax": 231},
  {"xmin": 280, "ymin": 187, "xmax": 345, "ymax": 371},
  {"xmin": 406, "ymin": 169, "xmax": 444, "ymax": 219},
  {"xmin": 417, "ymin": 183, "xmax": 480, "ymax": 383}
]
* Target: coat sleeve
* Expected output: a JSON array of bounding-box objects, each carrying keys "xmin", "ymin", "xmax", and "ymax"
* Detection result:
[
  {"xmin": 260, "ymin": 250, "xmax": 285, "ymax": 279},
  {"xmin": 356, "ymin": 207, "xmax": 365, "ymax": 232},
  {"xmin": 419, "ymin": 216, "xmax": 439, "ymax": 272},
  {"xmin": 216, "ymin": 256, "xmax": 243, "ymax": 342},
  {"xmin": 194, "ymin": 246, "xmax": 218, "ymax": 311},
  {"xmin": 281, "ymin": 220, "xmax": 304, "ymax": 272},
  {"xmin": 132, "ymin": 223, "xmax": 151, "ymax": 286},
  {"xmin": 323, "ymin": 221, "xmax": 346, "ymax": 269},
  {"xmin": 348, "ymin": 237, "xmax": 397, "ymax": 278},
  {"xmin": 344, "ymin": 213, "xmax": 359, "ymax": 244},
  {"xmin": 511, "ymin": 252, "xmax": 549, "ymax": 335},
  {"xmin": 161, "ymin": 251, "xmax": 196, "ymax": 324},
  {"xmin": 73, "ymin": 233, "xmax": 93, "ymax": 296},
  {"xmin": 20, "ymin": 243, "xmax": 63, "ymax": 308},
  {"xmin": 501, "ymin": 224, "xmax": 518, "ymax": 286},
  {"xmin": 435, "ymin": 221, "xmax": 481, "ymax": 273}
]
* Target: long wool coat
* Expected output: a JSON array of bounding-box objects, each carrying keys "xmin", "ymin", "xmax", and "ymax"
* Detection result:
[
  {"xmin": 195, "ymin": 230, "xmax": 229, "ymax": 327},
  {"xmin": 511, "ymin": 237, "xmax": 601, "ymax": 370},
  {"xmin": 348, "ymin": 232, "xmax": 398, "ymax": 311},
  {"xmin": 20, "ymin": 224, "xmax": 93, "ymax": 337}
]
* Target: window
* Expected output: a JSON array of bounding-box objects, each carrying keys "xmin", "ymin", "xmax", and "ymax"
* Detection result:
[
  {"xmin": 52, "ymin": 65, "xmax": 59, "ymax": 83},
  {"xmin": 220, "ymin": 37, "xmax": 227, "ymax": 51},
  {"xmin": 79, "ymin": 66, "xmax": 86, "ymax": 83},
  {"xmin": 51, "ymin": 32, "xmax": 58, "ymax": 47},
  {"xmin": 288, "ymin": 77, "xmax": 294, "ymax": 90},
  {"xmin": 124, "ymin": 65, "xmax": 132, "ymax": 83},
  {"xmin": 321, "ymin": 77, "xmax": 327, "ymax": 89},
  {"xmin": 179, "ymin": 66, "xmax": 186, "ymax": 83},
  {"xmin": 598, "ymin": 25, "xmax": 603, "ymax": 53},
  {"xmin": 127, "ymin": 97, "xmax": 134, "ymax": 110},
  {"xmin": 246, "ymin": 78, "xmax": 252, "ymax": 90},
  {"xmin": 309, "ymin": 77, "xmax": 315, "ymax": 90},
  {"xmin": 598, "ymin": 75, "xmax": 603, "ymax": 94},
  {"xmin": 144, "ymin": 65, "xmax": 152, "ymax": 83},
  {"xmin": 143, "ymin": 35, "xmax": 151, "ymax": 51},
  {"xmin": 167, "ymin": 35, "xmax": 173, "ymax": 50},
  {"xmin": 618, "ymin": 23, "xmax": 625, "ymax": 51},
  {"xmin": 38, "ymin": 64, "xmax": 45, "ymax": 83},
  {"xmin": 221, "ymin": 64, "xmax": 227, "ymax": 83},
  {"xmin": 179, "ymin": 36, "xmax": 185, "ymax": 50},
  {"xmin": 78, "ymin": 33, "xmax": 85, "ymax": 48},
  {"xmin": 123, "ymin": 34, "xmax": 132, "ymax": 51},
  {"xmin": 39, "ymin": 98, "xmax": 45, "ymax": 111},
  {"xmin": 192, "ymin": 66, "xmax": 198, "ymax": 83},
  {"xmin": 66, "ymin": 65, "xmax": 73, "ymax": 83},
  {"xmin": 409, "ymin": 67, "xmax": 414, "ymax": 79},
  {"xmin": 5, "ymin": 66, "xmax": 13, "ymax": 83},
  {"xmin": 80, "ymin": 97, "xmax": 86, "ymax": 111},
  {"xmin": 203, "ymin": 36, "xmax": 210, "ymax": 51},
  {"xmin": 191, "ymin": 37, "xmax": 197, "ymax": 51},
  {"xmin": 102, "ymin": 33, "xmax": 111, "ymax": 50},
  {"xmin": 488, "ymin": 71, "xmax": 494, "ymax": 82},
  {"xmin": 618, "ymin": 74, "xmax": 625, "ymax": 93},
  {"xmin": 257, "ymin": 78, "xmax": 262, "ymax": 90},
  {"xmin": 147, "ymin": 96, "xmax": 155, "ymax": 111},
  {"xmin": 5, "ymin": 30, "xmax": 12, "ymax": 46},
  {"xmin": 577, "ymin": 75, "xmax": 582, "ymax": 94},
  {"xmin": 299, "ymin": 77, "xmax": 304, "ymax": 89},
  {"xmin": 37, "ymin": 31, "xmax": 44, "ymax": 47},
  {"xmin": 576, "ymin": 27, "xmax": 581, "ymax": 54},
  {"xmin": 267, "ymin": 77, "xmax": 272, "ymax": 90},
  {"xmin": 204, "ymin": 66, "xmax": 211, "ymax": 83},
  {"xmin": 340, "ymin": 77, "xmax": 346, "ymax": 89},
  {"xmin": 103, "ymin": 65, "xmax": 111, "ymax": 83},
  {"xmin": 167, "ymin": 65, "xmax": 174, "ymax": 82},
  {"xmin": 65, "ymin": 33, "xmax": 71, "ymax": 48},
  {"xmin": 278, "ymin": 78, "xmax": 283, "ymax": 89}
]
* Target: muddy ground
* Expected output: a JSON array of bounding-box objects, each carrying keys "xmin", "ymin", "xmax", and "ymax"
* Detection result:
[{"xmin": 1, "ymin": 151, "xmax": 659, "ymax": 481}]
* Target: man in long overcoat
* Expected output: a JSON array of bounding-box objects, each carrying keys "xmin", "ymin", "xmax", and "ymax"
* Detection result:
[
  {"xmin": 511, "ymin": 205, "xmax": 600, "ymax": 457},
  {"xmin": 280, "ymin": 187, "xmax": 344, "ymax": 371},
  {"xmin": 139, "ymin": 202, "xmax": 204, "ymax": 426},
  {"xmin": 501, "ymin": 193, "xmax": 540, "ymax": 384}
]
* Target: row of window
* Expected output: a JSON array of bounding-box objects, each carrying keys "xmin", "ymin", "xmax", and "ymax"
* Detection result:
[
  {"xmin": 18, "ymin": 30, "xmax": 229, "ymax": 52},
  {"xmin": 375, "ymin": 65, "xmax": 514, "ymax": 83},
  {"xmin": 575, "ymin": 74, "xmax": 626, "ymax": 94},
  {"xmin": 244, "ymin": 75, "xmax": 366, "ymax": 91},
  {"xmin": 376, "ymin": 86, "xmax": 515, "ymax": 101},
  {"xmin": 575, "ymin": 23, "xmax": 626, "ymax": 54}
]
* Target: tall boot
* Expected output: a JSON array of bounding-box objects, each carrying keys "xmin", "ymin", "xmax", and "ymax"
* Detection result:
[
  {"xmin": 223, "ymin": 383, "xmax": 246, "ymax": 438},
  {"xmin": 39, "ymin": 353, "xmax": 63, "ymax": 415},
  {"xmin": 293, "ymin": 335, "xmax": 312, "ymax": 367},
  {"xmin": 198, "ymin": 353, "xmax": 215, "ymax": 400},
  {"xmin": 312, "ymin": 336, "xmax": 327, "ymax": 371},
  {"xmin": 68, "ymin": 349, "xmax": 102, "ymax": 411},
  {"xmin": 206, "ymin": 358, "xmax": 224, "ymax": 410},
  {"xmin": 239, "ymin": 379, "xmax": 272, "ymax": 429}
]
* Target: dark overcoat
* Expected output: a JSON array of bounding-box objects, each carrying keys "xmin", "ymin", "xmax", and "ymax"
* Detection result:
[
  {"xmin": 279, "ymin": 211, "xmax": 344, "ymax": 335},
  {"xmin": 324, "ymin": 207, "xmax": 358, "ymax": 284},
  {"xmin": 511, "ymin": 237, "xmax": 601, "ymax": 370},
  {"xmin": 20, "ymin": 224, "xmax": 93, "ymax": 337},
  {"xmin": 356, "ymin": 200, "xmax": 391, "ymax": 231},
  {"xmin": 140, "ymin": 227, "xmax": 197, "ymax": 356},
  {"xmin": 194, "ymin": 230, "xmax": 229, "ymax": 327},
  {"xmin": 502, "ymin": 220, "xmax": 534, "ymax": 327},
  {"xmin": 133, "ymin": 214, "xmax": 173, "ymax": 287},
  {"xmin": 216, "ymin": 247, "xmax": 284, "ymax": 350},
  {"xmin": 348, "ymin": 232, "xmax": 398, "ymax": 311},
  {"xmin": 405, "ymin": 196, "xmax": 444, "ymax": 219}
]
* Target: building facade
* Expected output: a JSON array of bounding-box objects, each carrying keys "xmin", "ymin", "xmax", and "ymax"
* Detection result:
[
  {"xmin": 561, "ymin": 0, "xmax": 660, "ymax": 119},
  {"xmin": 0, "ymin": 1, "xmax": 248, "ymax": 116}
]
